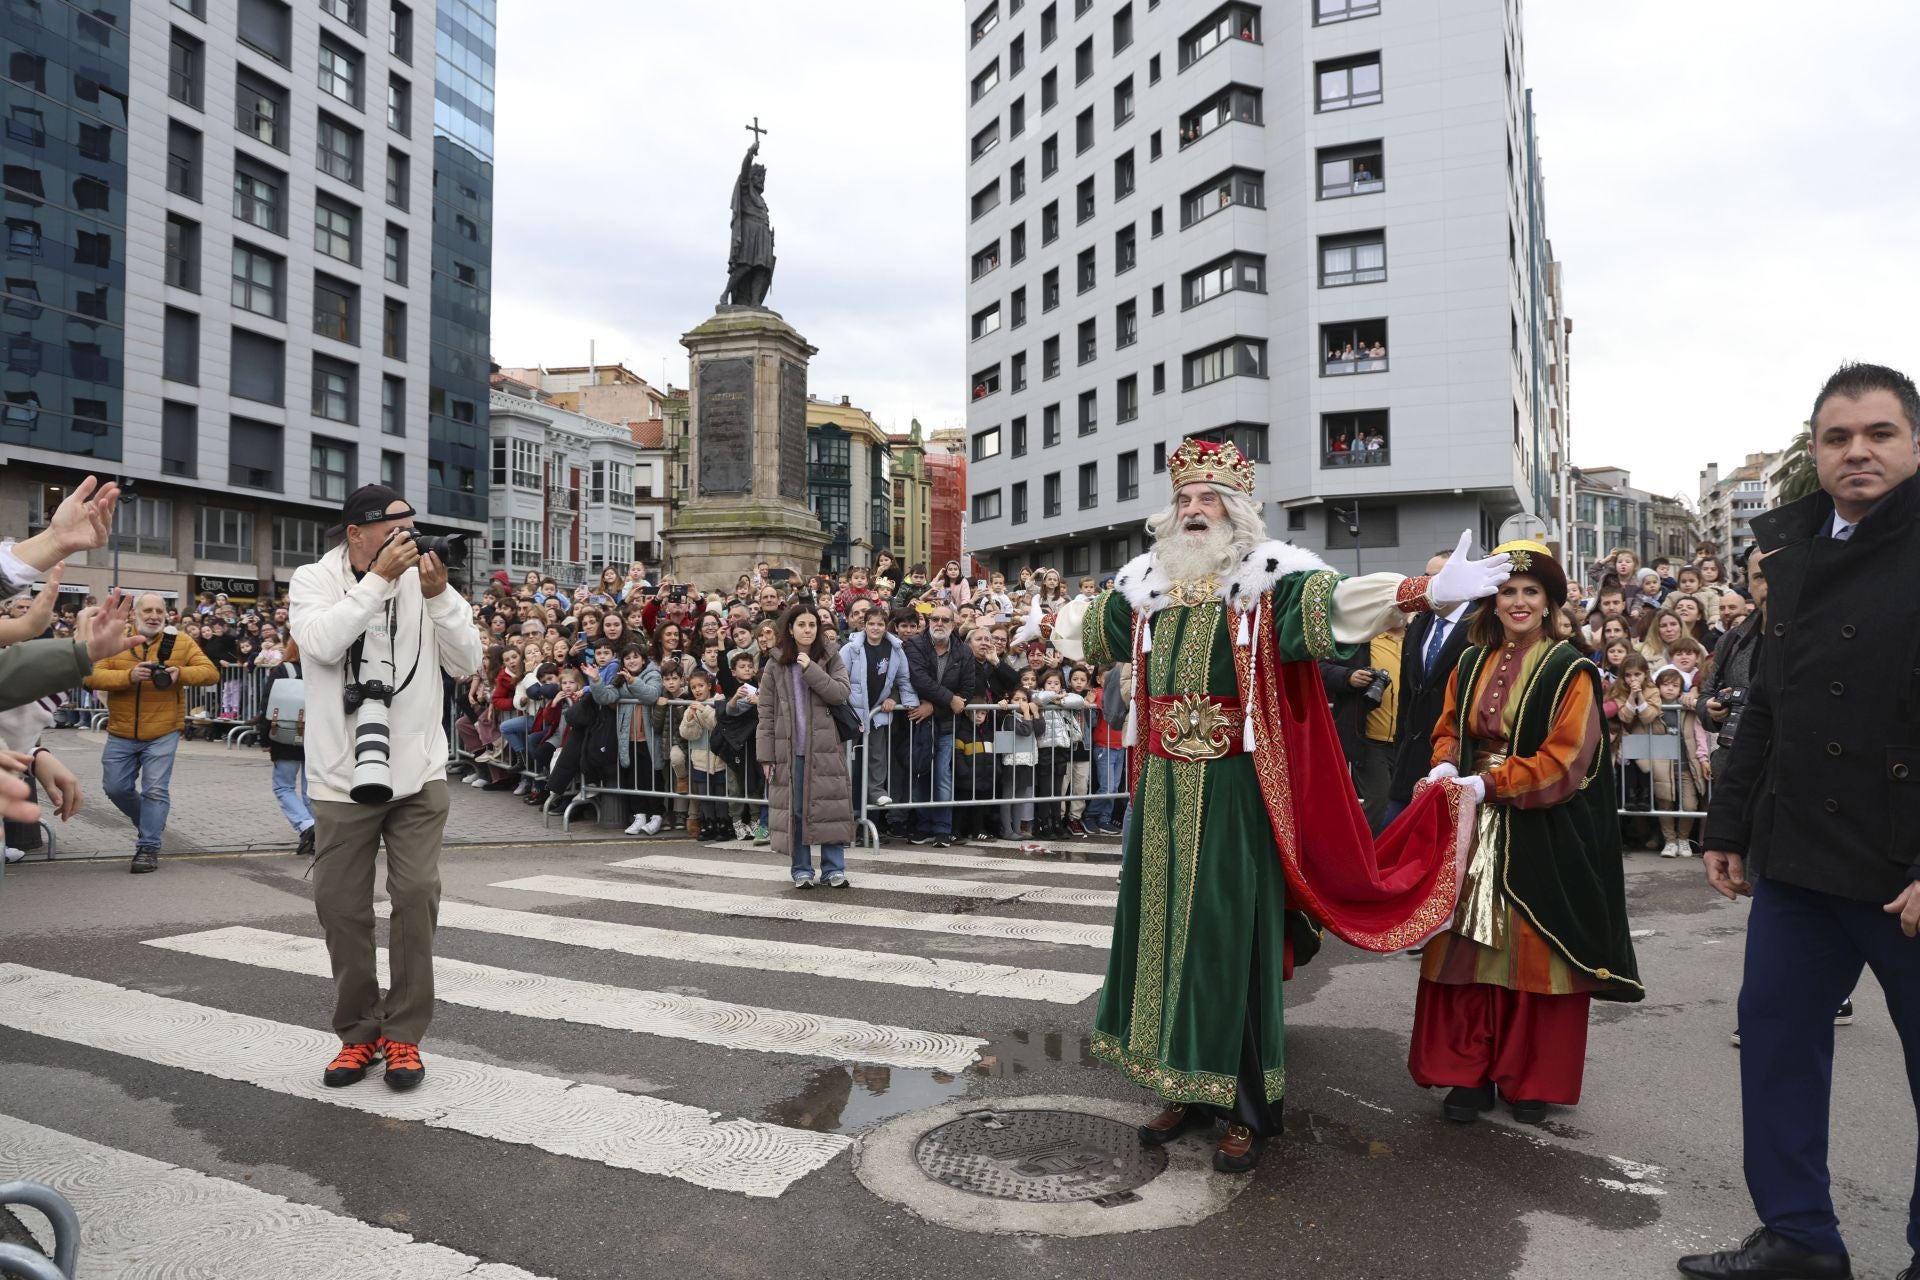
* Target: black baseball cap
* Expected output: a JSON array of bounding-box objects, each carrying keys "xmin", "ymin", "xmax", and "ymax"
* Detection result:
[{"xmin": 328, "ymin": 484, "xmax": 414, "ymax": 538}]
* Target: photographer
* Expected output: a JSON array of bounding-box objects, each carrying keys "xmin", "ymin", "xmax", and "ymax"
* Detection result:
[
  {"xmin": 289, "ymin": 486, "xmax": 482, "ymax": 1093},
  {"xmin": 1702, "ymin": 546, "xmax": 1768, "ymax": 784},
  {"xmin": 83, "ymin": 593, "xmax": 218, "ymax": 873},
  {"xmin": 1319, "ymin": 629, "xmax": 1401, "ymax": 833}
]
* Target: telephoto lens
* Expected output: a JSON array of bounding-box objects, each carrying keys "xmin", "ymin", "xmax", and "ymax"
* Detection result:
[
  {"xmin": 349, "ymin": 699, "xmax": 394, "ymax": 804},
  {"xmin": 409, "ymin": 532, "xmax": 468, "ymax": 565}
]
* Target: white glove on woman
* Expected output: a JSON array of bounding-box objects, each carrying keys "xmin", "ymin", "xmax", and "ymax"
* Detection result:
[
  {"xmin": 1425, "ymin": 761, "xmax": 1459, "ymax": 785},
  {"xmin": 1428, "ymin": 530, "xmax": 1511, "ymax": 608}
]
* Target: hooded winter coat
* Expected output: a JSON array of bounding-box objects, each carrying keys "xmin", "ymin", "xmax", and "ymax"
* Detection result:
[{"xmin": 755, "ymin": 649, "xmax": 854, "ymax": 856}]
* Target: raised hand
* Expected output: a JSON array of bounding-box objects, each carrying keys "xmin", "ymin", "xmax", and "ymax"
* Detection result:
[
  {"xmin": 1428, "ymin": 529, "xmax": 1511, "ymax": 607},
  {"xmin": 0, "ymin": 563, "xmax": 62, "ymax": 644},
  {"xmin": 76, "ymin": 589, "xmax": 139, "ymax": 663}
]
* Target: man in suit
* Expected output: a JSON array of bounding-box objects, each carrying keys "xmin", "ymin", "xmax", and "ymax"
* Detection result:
[
  {"xmin": 1680, "ymin": 362, "xmax": 1920, "ymax": 1280},
  {"xmin": 1381, "ymin": 548, "xmax": 1476, "ymax": 827}
]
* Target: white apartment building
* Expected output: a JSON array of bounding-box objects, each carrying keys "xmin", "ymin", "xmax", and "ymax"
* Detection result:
[
  {"xmin": 486, "ymin": 375, "xmax": 644, "ymax": 585},
  {"xmin": 961, "ymin": 0, "xmax": 1567, "ymax": 579}
]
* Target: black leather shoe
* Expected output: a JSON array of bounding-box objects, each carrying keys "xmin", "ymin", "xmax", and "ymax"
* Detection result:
[
  {"xmin": 1509, "ymin": 1099, "xmax": 1549, "ymax": 1125},
  {"xmin": 129, "ymin": 847, "xmax": 158, "ymax": 874},
  {"xmin": 1676, "ymin": 1227, "xmax": 1852, "ymax": 1279},
  {"xmin": 1442, "ymin": 1084, "xmax": 1496, "ymax": 1123},
  {"xmin": 1896, "ymin": 1261, "xmax": 1914, "ymax": 1280}
]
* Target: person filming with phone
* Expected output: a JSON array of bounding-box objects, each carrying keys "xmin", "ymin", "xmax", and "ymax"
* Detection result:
[{"xmin": 289, "ymin": 486, "xmax": 482, "ymax": 1094}]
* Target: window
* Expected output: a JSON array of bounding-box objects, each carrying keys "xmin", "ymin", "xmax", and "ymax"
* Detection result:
[
  {"xmin": 1322, "ymin": 319, "xmax": 1388, "ymax": 375},
  {"xmin": 1184, "ymin": 337, "xmax": 1267, "ymax": 389},
  {"xmin": 382, "ymin": 374, "xmax": 405, "ymax": 434},
  {"xmin": 387, "ymin": 74, "xmax": 410, "ymax": 134},
  {"xmin": 1181, "ymin": 167, "xmax": 1263, "ymax": 227},
  {"xmin": 311, "ymin": 437, "xmax": 354, "ymax": 503},
  {"xmin": 1041, "ymin": 133, "xmax": 1059, "ymax": 177},
  {"xmin": 1321, "ymin": 409, "xmax": 1390, "ymax": 467},
  {"xmin": 1078, "ymin": 461, "xmax": 1098, "ymax": 509},
  {"xmin": 382, "ymin": 298, "xmax": 406, "ymax": 358},
  {"xmin": 1149, "ymin": 53, "xmax": 1161, "ymax": 83},
  {"xmin": 314, "ymin": 273, "xmax": 358, "ymax": 342},
  {"xmin": 1011, "ymin": 285, "xmax": 1027, "ymax": 327},
  {"xmin": 1117, "ymin": 374, "xmax": 1139, "ymax": 422},
  {"xmin": 972, "ymin": 301, "xmax": 1003, "ymax": 341},
  {"xmin": 230, "ymin": 328, "xmax": 284, "ymax": 404},
  {"xmin": 971, "ymin": 2, "xmax": 999, "ymax": 45},
  {"xmin": 1320, "ymin": 230, "xmax": 1386, "ymax": 286},
  {"xmin": 164, "ymin": 215, "xmax": 200, "ymax": 291},
  {"xmin": 170, "ymin": 29, "xmax": 204, "ymax": 108},
  {"xmin": 1011, "ymin": 350, "xmax": 1028, "ymax": 390},
  {"xmin": 1041, "ymin": 2, "xmax": 1057, "ymax": 46},
  {"xmin": 172, "ymin": 0, "xmax": 204, "ymax": 16},
  {"xmin": 226, "ymin": 417, "xmax": 282, "ymax": 492},
  {"xmin": 974, "ymin": 425, "xmax": 1004, "ymax": 461},
  {"xmin": 272, "ymin": 516, "xmax": 327, "ymax": 568},
  {"xmin": 1193, "ymin": 421, "xmax": 1269, "ymax": 461},
  {"xmin": 972, "ymin": 240, "xmax": 1002, "ymax": 279},
  {"xmin": 1153, "ymin": 441, "xmax": 1166, "ymax": 472},
  {"xmin": 382, "ymin": 222, "xmax": 407, "ymax": 283},
  {"xmin": 384, "ymin": 148, "xmax": 408, "ymax": 207},
  {"xmin": 1325, "ymin": 504, "xmax": 1398, "ymax": 549},
  {"xmin": 237, "ymin": 0, "xmax": 292, "ymax": 63},
  {"xmin": 1115, "ymin": 223, "xmax": 1136, "ymax": 272},
  {"xmin": 1317, "ymin": 54, "xmax": 1382, "ymax": 111},
  {"xmin": 1077, "ymin": 318, "xmax": 1096, "ymax": 365},
  {"xmin": 1117, "ymin": 449, "xmax": 1139, "ymax": 500},
  {"xmin": 167, "ymin": 121, "xmax": 202, "ymax": 199},
  {"xmin": 971, "ymin": 488, "xmax": 1002, "ymax": 524},
  {"xmin": 1012, "ymin": 480, "xmax": 1029, "ymax": 523},
  {"xmin": 1074, "ymin": 38, "xmax": 1093, "ymax": 84},
  {"xmin": 1044, "ymin": 471, "xmax": 1061, "ymax": 517},
  {"xmin": 972, "ymin": 60, "xmax": 1001, "ymax": 103},
  {"xmin": 1010, "ymin": 223, "xmax": 1027, "ymax": 263},
  {"xmin": 1076, "ymin": 176, "xmax": 1095, "ymax": 222},
  {"xmin": 1010, "ymin": 158, "xmax": 1026, "ymax": 200},
  {"xmin": 506, "ymin": 437, "xmax": 541, "ymax": 488},
  {"xmin": 1077, "ymin": 246, "xmax": 1096, "ymax": 293},
  {"xmin": 1114, "ymin": 3, "xmax": 1135, "ymax": 49},
  {"xmin": 1149, "ymin": 129, "xmax": 1162, "ymax": 161},
  {"xmin": 1179, "ymin": 4, "xmax": 1260, "ymax": 69},
  {"xmin": 1288, "ymin": 507, "xmax": 1307, "ymax": 532},
  {"xmin": 1042, "ymin": 200, "xmax": 1059, "ymax": 244},
  {"xmin": 972, "ymin": 363, "xmax": 1003, "ymax": 398},
  {"xmin": 1152, "ymin": 362, "xmax": 1166, "ymax": 393},
  {"xmin": 231, "ymin": 243, "xmax": 282, "ymax": 317},
  {"xmin": 1075, "ymin": 107, "xmax": 1093, "ymax": 153},
  {"xmin": 163, "ymin": 308, "xmax": 198, "ymax": 385},
  {"xmin": 1043, "ymin": 404, "xmax": 1061, "ymax": 447},
  {"xmin": 1316, "ymin": 0, "xmax": 1380, "ymax": 23},
  {"xmin": 1077, "ymin": 387, "xmax": 1097, "ymax": 432},
  {"xmin": 380, "ymin": 450, "xmax": 402, "ymax": 490},
  {"xmin": 1042, "ymin": 267, "xmax": 1060, "ymax": 310},
  {"xmin": 1318, "ymin": 141, "xmax": 1384, "ymax": 198},
  {"xmin": 1115, "ymin": 299, "xmax": 1137, "ymax": 348},
  {"xmin": 232, "ymin": 157, "xmax": 285, "ymax": 234},
  {"xmin": 1151, "ymin": 285, "xmax": 1164, "ymax": 315},
  {"xmin": 971, "ymin": 179, "xmax": 1001, "ymax": 220},
  {"xmin": 1151, "ymin": 206, "xmax": 1163, "ymax": 236},
  {"xmin": 1041, "ymin": 68, "xmax": 1058, "ymax": 112},
  {"xmin": 1179, "ymin": 84, "xmax": 1262, "ymax": 147},
  {"xmin": 1010, "ymin": 33, "xmax": 1025, "ymax": 75},
  {"xmin": 1182, "ymin": 251, "xmax": 1265, "ymax": 308},
  {"xmin": 1042, "ymin": 334, "xmax": 1060, "ymax": 378},
  {"xmin": 1113, "ymin": 75, "xmax": 1134, "ymax": 124},
  {"xmin": 1011, "ymin": 415, "xmax": 1028, "ymax": 456},
  {"xmin": 197, "ymin": 505, "xmax": 255, "ymax": 561},
  {"xmin": 1114, "ymin": 149, "xmax": 1135, "ymax": 198},
  {"xmin": 162, "ymin": 402, "xmax": 197, "ymax": 477},
  {"xmin": 235, "ymin": 70, "xmax": 287, "ymax": 148},
  {"xmin": 1010, "ymin": 95, "xmax": 1026, "ymax": 137},
  {"xmin": 318, "ymin": 36, "xmax": 361, "ymax": 108},
  {"xmin": 317, "ymin": 114, "xmax": 360, "ymax": 184},
  {"xmin": 321, "ymin": 0, "xmax": 362, "ymax": 29},
  {"xmin": 389, "ymin": 1, "xmax": 413, "ymax": 60}
]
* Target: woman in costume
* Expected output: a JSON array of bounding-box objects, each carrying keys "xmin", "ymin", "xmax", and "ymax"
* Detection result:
[{"xmin": 1409, "ymin": 540, "xmax": 1643, "ymax": 1126}]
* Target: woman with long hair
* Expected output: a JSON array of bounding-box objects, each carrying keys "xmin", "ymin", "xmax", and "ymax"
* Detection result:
[
  {"xmin": 1410, "ymin": 542, "xmax": 1642, "ymax": 1126},
  {"xmin": 1639, "ymin": 608, "xmax": 1687, "ymax": 667},
  {"xmin": 600, "ymin": 611, "xmax": 628, "ymax": 651},
  {"xmin": 596, "ymin": 566, "xmax": 626, "ymax": 606},
  {"xmin": 755, "ymin": 603, "xmax": 855, "ymax": 890},
  {"xmin": 454, "ymin": 644, "xmax": 505, "ymax": 784},
  {"xmin": 653, "ymin": 620, "xmax": 693, "ymax": 680},
  {"xmin": 1669, "ymin": 594, "xmax": 1712, "ymax": 645}
]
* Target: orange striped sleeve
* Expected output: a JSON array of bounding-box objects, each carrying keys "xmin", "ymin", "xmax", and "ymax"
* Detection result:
[{"xmin": 1483, "ymin": 671, "xmax": 1600, "ymax": 810}]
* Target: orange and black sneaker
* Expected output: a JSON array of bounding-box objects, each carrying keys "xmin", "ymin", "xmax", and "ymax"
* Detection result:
[
  {"xmin": 323, "ymin": 1040, "xmax": 381, "ymax": 1088},
  {"xmin": 377, "ymin": 1037, "xmax": 425, "ymax": 1091}
]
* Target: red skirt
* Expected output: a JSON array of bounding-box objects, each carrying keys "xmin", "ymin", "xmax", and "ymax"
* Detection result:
[{"xmin": 1407, "ymin": 978, "xmax": 1591, "ymax": 1105}]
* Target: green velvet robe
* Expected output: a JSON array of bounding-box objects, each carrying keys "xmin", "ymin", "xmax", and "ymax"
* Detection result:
[{"xmin": 1085, "ymin": 570, "xmax": 1347, "ymax": 1109}]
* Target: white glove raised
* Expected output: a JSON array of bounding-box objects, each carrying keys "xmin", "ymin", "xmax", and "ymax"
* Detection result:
[
  {"xmin": 1010, "ymin": 596, "xmax": 1045, "ymax": 646},
  {"xmin": 1458, "ymin": 773, "xmax": 1487, "ymax": 804},
  {"xmin": 1425, "ymin": 761, "xmax": 1458, "ymax": 785},
  {"xmin": 1428, "ymin": 529, "xmax": 1511, "ymax": 608}
]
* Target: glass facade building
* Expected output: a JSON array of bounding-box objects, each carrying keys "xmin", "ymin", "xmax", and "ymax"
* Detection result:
[
  {"xmin": 2, "ymin": 0, "xmax": 130, "ymax": 459},
  {"xmin": 426, "ymin": 0, "xmax": 495, "ymax": 523}
]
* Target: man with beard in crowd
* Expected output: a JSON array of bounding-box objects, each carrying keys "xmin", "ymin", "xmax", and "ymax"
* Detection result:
[{"xmin": 1037, "ymin": 437, "xmax": 1510, "ymax": 1174}]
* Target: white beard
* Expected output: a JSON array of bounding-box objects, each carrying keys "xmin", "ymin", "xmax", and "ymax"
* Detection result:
[{"xmin": 1152, "ymin": 519, "xmax": 1239, "ymax": 584}]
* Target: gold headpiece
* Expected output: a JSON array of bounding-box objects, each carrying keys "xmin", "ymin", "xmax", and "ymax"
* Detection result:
[{"xmin": 1167, "ymin": 438, "xmax": 1257, "ymax": 495}]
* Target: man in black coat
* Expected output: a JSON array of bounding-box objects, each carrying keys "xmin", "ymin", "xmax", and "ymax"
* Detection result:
[
  {"xmin": 900, "ymin": 604, "xmax": 980, "ymax": 847},
  {"xmin": 1680, "ymin": 363, "xmax": 1920, "ymax": 1280},
  {"xmin": 1382, "ymin": 550, "xmax": 1475, "ymax": 826}
]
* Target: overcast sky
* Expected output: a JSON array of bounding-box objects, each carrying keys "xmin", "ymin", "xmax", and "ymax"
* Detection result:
[{"xmin": 490, "ymin": 2, "xmax": 1920, "ymax": 504}]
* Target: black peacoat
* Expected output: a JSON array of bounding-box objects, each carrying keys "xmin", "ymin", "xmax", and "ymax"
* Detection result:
[
  {"xmin": 1704, "ymin": 472, "xmax": 1920, "ymax": 902},
  {"xmin": 1386, "ymin": 607, "xmax": 1475, "ymax": 806}
]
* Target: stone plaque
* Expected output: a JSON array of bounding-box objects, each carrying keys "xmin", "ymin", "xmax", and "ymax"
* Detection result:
[
  {"xmin": 697, "ymin": 357, "xmax": 754, "ymax": 497},
  {"xmin": 778, "ymin": 359, "xmax": 807, "ymax": 502}
]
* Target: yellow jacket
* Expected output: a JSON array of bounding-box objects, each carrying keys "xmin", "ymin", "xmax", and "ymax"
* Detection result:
[{"xmin": 83, "ymin": 630, "xmax": 219, "ymax": 741}]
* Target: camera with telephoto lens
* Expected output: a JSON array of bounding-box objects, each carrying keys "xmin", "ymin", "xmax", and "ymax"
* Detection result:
[
  {"xmin": 1362, "ymin": 668, "xmax": 1392, "ymax": 705},
  {"xmin": 1714, "ymin": 686, "xmax": 1747, "ymax": 748},
  {"xmin": 403, "ymin": 530, "xmax": 468, "ymax": 565},
  {"xmin": 147, "ymin": 626, "xmax": 179, "ymax": 689},
  {"xmin": 344, "ymin": 677, "xmax": 398, "ymax": 805}
]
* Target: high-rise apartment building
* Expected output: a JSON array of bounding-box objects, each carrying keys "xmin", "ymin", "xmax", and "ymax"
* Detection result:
[
  {"xmin": 0, "ymin": 0, "xmax": 490, "ymax": 605},
  {"xmin": 962, "ymin": 0, "xmax": 1568, "ymax": 580}
]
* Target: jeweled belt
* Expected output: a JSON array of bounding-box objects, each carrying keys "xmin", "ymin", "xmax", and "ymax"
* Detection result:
[{"xmin": 1144, "ymin": 693, "xmax": 1245, "ymax": 762}]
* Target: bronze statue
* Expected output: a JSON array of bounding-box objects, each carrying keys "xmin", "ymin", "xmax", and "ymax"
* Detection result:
[{"xmin": 720, "ymin": 120, "xmax": 776, "ymax": 308}]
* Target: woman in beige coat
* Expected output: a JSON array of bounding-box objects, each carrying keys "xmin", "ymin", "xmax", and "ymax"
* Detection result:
[{"xmin": 756, "ymin": 603, "xmax": 856, "ymax": 889}]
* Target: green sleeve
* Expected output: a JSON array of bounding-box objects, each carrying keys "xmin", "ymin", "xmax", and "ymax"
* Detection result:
[
  {"xmin": 0, "ymin": 638, "xmax": 90, "ymax": 706},
  {"xmin": 1270, "ymin": 570, "xmax": 1356, "ymax": 664},
  {"xmin": 1083, "ymin": 588, "xmax": 1135, "ymax": 666}
]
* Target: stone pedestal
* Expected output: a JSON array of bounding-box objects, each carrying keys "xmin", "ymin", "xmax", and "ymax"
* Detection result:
[{"xmin": 662, "ymin": 306, "xmax": 829, "ymax": 585}]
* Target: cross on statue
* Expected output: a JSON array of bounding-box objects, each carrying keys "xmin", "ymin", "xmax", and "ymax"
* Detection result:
[{"xmin": 745, "ymin": 117, "xmax": 768, "ymax": 144}]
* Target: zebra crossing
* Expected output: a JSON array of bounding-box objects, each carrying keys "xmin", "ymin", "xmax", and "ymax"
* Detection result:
[{"xmin": 0, "ymin": 840, "xmax": 1118, "ymax": 1276}]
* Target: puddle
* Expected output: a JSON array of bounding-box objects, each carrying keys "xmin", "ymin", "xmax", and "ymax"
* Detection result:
[
  {"xmin": 1289, "ymin": 1107, "xmax": 1395, "ymax": 1157},
  {"xmin": 765, "ymin": 1029, "xmax": 1099, "ymax": 1134}
]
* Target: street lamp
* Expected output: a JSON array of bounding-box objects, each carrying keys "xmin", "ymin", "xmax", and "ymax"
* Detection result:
[{"xmin": 1328, "ymin": 502, "xmax": 1362, "ymax": 575}]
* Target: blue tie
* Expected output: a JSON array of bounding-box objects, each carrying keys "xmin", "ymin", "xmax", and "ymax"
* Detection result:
[{"xmin": 1423, "ymin": 618, "xmax": 1450, "ymax": 678}]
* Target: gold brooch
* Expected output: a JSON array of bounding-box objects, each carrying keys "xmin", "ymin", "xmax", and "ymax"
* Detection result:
[
  {"xmin": 1164, "ymin": 576, "xmax": 1219, "ymax": 608},
  {"xmin": 1153, "ymin": 694, "xmax": 1238, "ymax": 762}
]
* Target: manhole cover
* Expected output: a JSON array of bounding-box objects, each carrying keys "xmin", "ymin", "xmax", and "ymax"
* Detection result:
[{"xmin": 913, "ymin": 1109, "xmax": 1166, "ymax": 1204}]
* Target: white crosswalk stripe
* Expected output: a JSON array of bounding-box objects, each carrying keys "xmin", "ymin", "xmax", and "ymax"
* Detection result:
[
  {"xmin": 388, "ymin": 898, "xmax": 1103, "ymax": 1004},
  {"xmin": 143, "ymin": 926, "xmax": 987, "ymax": 1071},
  {"xmin": 612, "ymin": 854, "xmax": 1121, "ymax": 908},
  {"xmin": 0, "ymin": 964, "xmax": 851, "ymax": 1198},
  {"xmin": 0, "ymin": 1112, "xmax": 552, "ymax": 1279},
  {"xmin": 494, "ymin": 874, "xmax": 1113, "ymax": 948},
  {"xmin": 703, "ymin": 842, "xmax": 1124, "ymax": 879}
]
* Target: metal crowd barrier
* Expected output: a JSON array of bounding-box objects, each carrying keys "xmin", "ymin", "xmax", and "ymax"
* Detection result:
[
  {"xmin": 1613, "ymin": 698, "xmax": 1715, "ymax": 834},
  {"xmin": 0, "ymin": 1179, "xmax": 80, "ymax": 1279}
]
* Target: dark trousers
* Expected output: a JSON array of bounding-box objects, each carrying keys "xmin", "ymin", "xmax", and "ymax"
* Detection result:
[
  {"xmin": 1739, "ymin": 876, "xmax": 1920, "ymax": 1258},
  {"xmin": 1354, "ymin": 737, "xmax": 1395, "ymax": 834}
]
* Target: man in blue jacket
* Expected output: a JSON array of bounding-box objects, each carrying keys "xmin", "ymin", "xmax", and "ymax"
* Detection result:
[{"xmin": 841, "ymin": 607, "xmax": 918, "ymax": 841}]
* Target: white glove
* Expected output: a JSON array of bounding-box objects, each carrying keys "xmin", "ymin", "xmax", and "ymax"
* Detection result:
[
  {"xmin": 1458, "ymin": 773, "xmax": 1487, "ymax": 804},
  {"xmin": 1425, "ymin": 761, "xmax": 1458, "ymax": 785},
  {"xmin": 1010, "ymin": 596, "xmax": 1045, "ymax": 646},
  {"xmin": 1428, "ymin": 529, "xmax": 1511, "ymax": 607}
]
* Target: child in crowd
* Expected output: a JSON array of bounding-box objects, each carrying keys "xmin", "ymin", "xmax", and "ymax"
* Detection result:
[
  {"xmin": 1032, "ymin": 667, "xmax": 1086, "ymax": 840},
  {"xmin": 1063, "ymin": 665, "xmax": 1097, "ymax": 836},
  {"xmin": 718, "ymin": 650, "xmax": 764, "ymax": 842},
  {"xmin": 1637, "ymin": 665, "xmax": 1711, "ymax": 858},
  {"xmin": 652, "ymin": 667, "xmax": 690, "ymax": 829},
  {"xmin": 997, "ymin": 687, "xmax": 1040, "ymax": 841},
  {"xmin": 678, "ymin": 670, "xmax": 730, "ymax": 841},
  {"xmin": 1613, "ymin": 653, "xmax": 1660, "ymax": 851}
]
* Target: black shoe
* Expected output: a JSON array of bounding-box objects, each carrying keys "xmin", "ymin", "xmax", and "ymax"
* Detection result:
[
  {"xmin": 1677, "ymin": 1227, "xmax": 1852, "ymax": 1279},
  {"xmin": 933, "ymin": 835, "xmax": 955, "ymax": 848},
  {"xmin": 482, "ymin": 778, "xmax": 516, "ymax": 791},
  {"xmin": 1898, "ymin": 1262, "xmax": 1915, "ymax": 1280},
  {"xmin": 1442, "ymin": 1084, "xmax": 1496, "ymax": 1123},
  {"xmin": 1833, "ymin": 999, "xmax": 1854, "ymax": 1026},
  {"xmin": 1137, "ymin": 1102, "xmax": 1208, "ymax": 1147},
  {"xmin": 297, "ymin": 826, "xmax": 316, "ymax": 858},
  {"xmin": 1509, "ymin": 1099, "xmax": 1549, "ymax": 1125},
  {"xmin": 909, "ymin": 832, "xmax": 934, "ymax": 845},
  {"xmin": 130, "ymin": 847, "xmax": 158, "ymax": 874}
]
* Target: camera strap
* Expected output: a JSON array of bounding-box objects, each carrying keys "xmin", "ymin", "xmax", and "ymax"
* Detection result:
[{"xmin": 346, "ymin": 597, "xmax": 425, "ymax": 705}]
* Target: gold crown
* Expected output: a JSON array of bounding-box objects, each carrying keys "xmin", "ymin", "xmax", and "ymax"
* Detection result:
[{"xmin": 1168, "ymin": 438, "xmax": 1257, "ymax": 495}]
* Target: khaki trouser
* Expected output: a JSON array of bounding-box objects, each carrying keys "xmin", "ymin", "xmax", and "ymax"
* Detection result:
[{"xmin": 311, "ymin": 781, "xmax": 450, "ymax": 1045}]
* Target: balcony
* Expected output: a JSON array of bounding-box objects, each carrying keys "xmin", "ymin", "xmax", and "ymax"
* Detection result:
[{"xmin": 547, "ymin": 485, "xmax": 578, "ymax": 513}]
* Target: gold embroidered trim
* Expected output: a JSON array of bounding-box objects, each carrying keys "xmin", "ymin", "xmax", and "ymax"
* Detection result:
[
  {"xmin": 1301, "ymin": 570, "xmax": 1340, "ymax": 660},
  {"xmin": 1161, "ymin": 604, "xmax": 1216, "ymax": 1053},
  {"xmin": 1085, "ymin": 589, "xmax": 1120, "ymax": 666},
  {"xmin": 1127, "ymin": 755, "xmax": 1174, "ymax": 1059},
  {"xmin": 1091, "ymin": 1031, "xmax": 1286, "ymax": 1106}
]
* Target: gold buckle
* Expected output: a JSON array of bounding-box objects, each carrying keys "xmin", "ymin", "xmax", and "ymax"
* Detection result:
[{"xmin": 1152, "ymin": 694, "xmax": 1239, "ymax": 762}]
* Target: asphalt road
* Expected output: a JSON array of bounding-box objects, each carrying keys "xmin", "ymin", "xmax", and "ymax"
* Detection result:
[{"xmin": 0, "ymin": 835, "xmax": 1909, "ymax": 1280}]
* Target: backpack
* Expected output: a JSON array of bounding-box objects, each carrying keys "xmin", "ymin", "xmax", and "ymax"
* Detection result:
[{"xmin": 567, "ymin": 695, "xmax": 619, "ymax": 784}]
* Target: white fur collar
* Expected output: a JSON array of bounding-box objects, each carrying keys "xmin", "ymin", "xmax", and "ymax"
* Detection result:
[{"xmin": 1110, "ymin": 541, "xmax": 1332, "ymax": 618}]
